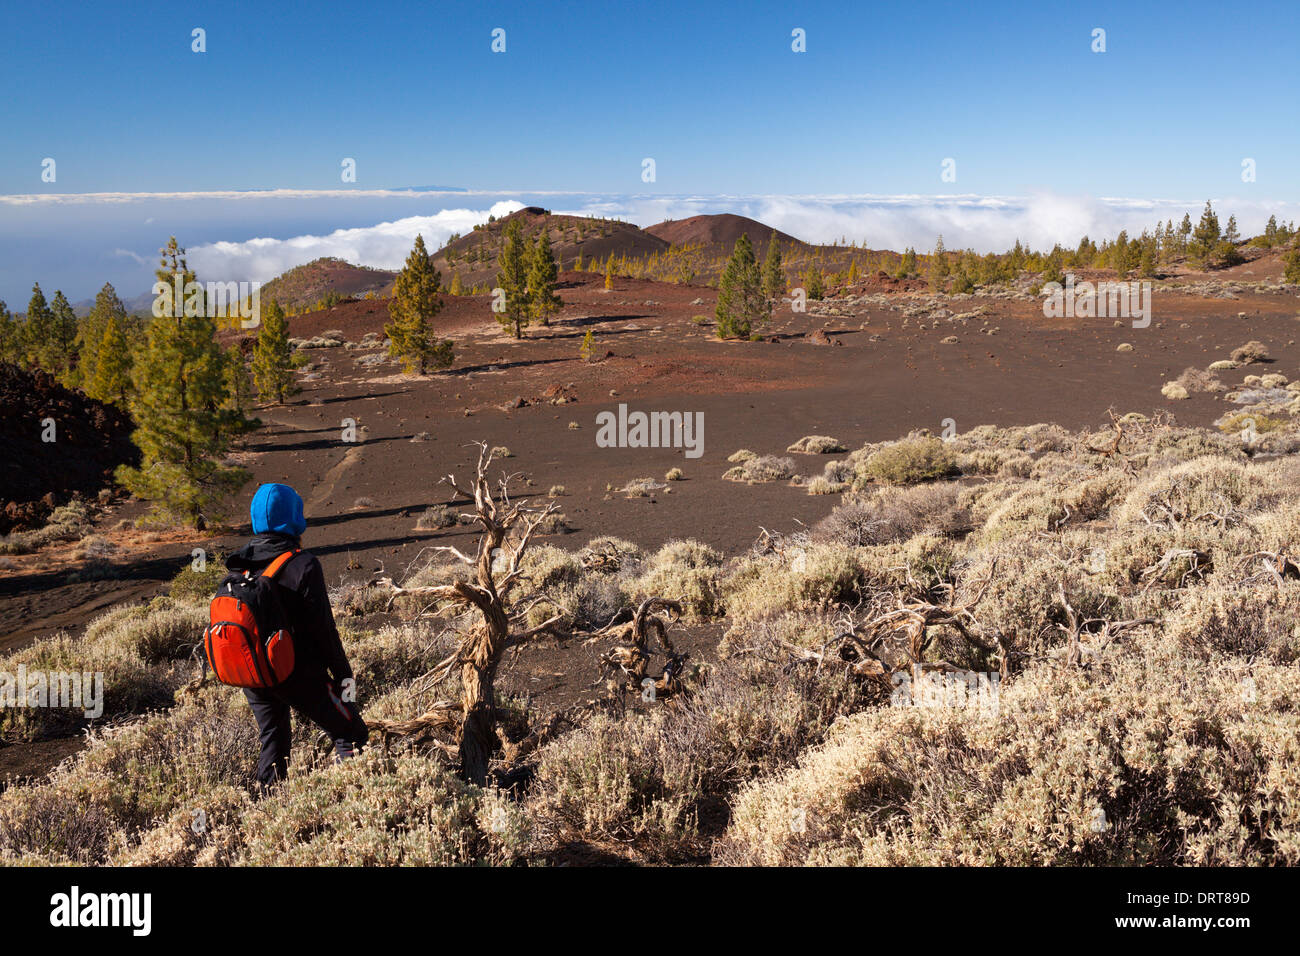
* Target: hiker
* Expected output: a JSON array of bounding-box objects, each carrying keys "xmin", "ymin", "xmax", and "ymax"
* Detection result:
[{"xmin": 213, "ymin": 482, "xmax": 368, "ymax": 789}]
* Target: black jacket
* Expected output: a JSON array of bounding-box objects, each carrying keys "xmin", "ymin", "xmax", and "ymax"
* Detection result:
[{"xmin": 225, "ymin": 532, "xmax": 353, "ymax": 682}]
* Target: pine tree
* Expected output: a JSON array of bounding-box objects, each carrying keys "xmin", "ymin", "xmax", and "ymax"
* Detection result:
[
  {"xmin": 761, "ymin": 231, "xmax": 784, "ymax": 301},
  {"xmin": 950, "ymin": 263, "xmax": 975, "ymax": 294},
  {"xmin": 22, "ymin": 283, "xmax": 53, "ymax": 371},
  {"xmin": 1112, "ymin": 230, "xmax": 1133, "ymax": 278},
  {"xmin": 603, "ymin": 253, "xmax": 615, "ymax": 290},
  {"xmin": 0, "ymin": 301, "xmax": 17, "ymax": 365},
  {"xmin": 116, "ymin": 237, "xmax": 250, "ymax": 529},
  {"xmin": 579, "ymin": 329, "xmax": 595, "ymax": 362},
  {"xmin": 1042, "ymin": 245, "xmax": 1066, "ymax": 285},
  {"xmin": 495, "ymin": 220, "xmax": 530, "ymax": 338},
  {"xmin": 895, "ymin": 247, "xmax": 918, "ymax": 279},
  {"xmin": 1191, "ymin": 201, "xmax": 1221, "ymax": 266},
  {"xmin": 88, "ymin": 312, "xmax": 132, "ymax": 405},
  {"xmin": 1264, "ymin": 215, "xmax": 1280, "ymax": 248},
  {"xmin": 715, "ymin": 234, "xmax": 766, "ymax": 339},
  {"xmin": 1285, "ymin": 243, "xmax": 1300, "ymax": 284},
  {"xmin": 223, "ymin": 344, "xmax": 259, "ymax": 431},
  {"xmin": 252, "ymin": 299, "xmax": 298, "ymax": 404},
  {"xmin": 44, "ymin": 290, "xmax": 79, "ymax": 384},
  {"xmin": 805, "ymin": 266, "xmax": 825, "ymax": 300},
  {"xmin": 449, "ymin": 271, "xmax": 463, "ymax": 295},
  {"xmin": 1220, "ymin": 215, "xmax": 1244, "ymax": 266},
  {"xmin": 1177, "ymin": 214, "xmax": 1193, "ymax": 256},
  {"xmin": 1224, "ymin": 215, "xmax": 1241, "ymax": 244},
  {"xmin": 386, "ymin": 234, "xmax": 453, "ymax": 371},
  {"xmin": 927, "ymin": 235, "xmax": 950, "ymax": 291},
  {"xmin": 527, "ymin": 231, "xmax": 562, "ymax": 326},
  {"xmin": 1138, "ymin": 240, "xmax": 1158, "ymax": 279},
  {"xmin": 78, "ymin": 283, "xmax": 128, "ymax": 390}
]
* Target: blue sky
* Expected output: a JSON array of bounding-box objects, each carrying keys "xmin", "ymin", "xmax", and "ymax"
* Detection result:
[{"xmin": 1, "ymin": 0, "xmax": 1297, "ymax": 301}]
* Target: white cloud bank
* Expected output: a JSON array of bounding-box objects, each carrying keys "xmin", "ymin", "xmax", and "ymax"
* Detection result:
[
  {"xmin": 582, "ymin": 193, "xmax": 1299, "ymax": 256},
  {"xmin": 187, "ymin": 200, "xmax": 525, "ymax": 283},
  {"xmin": 166, "ymin": 192, "xmax": 1299, "ymax": 284}
]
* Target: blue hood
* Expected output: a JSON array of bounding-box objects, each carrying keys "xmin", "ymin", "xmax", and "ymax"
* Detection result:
[{"xmin": 250, "ymin": 483, "xmax": 306, "ymax": 537}]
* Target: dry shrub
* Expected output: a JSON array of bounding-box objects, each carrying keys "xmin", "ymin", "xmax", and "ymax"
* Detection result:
[
  {"xmin": 111, "ymin": 785, "xmax": 249, "ymax": 866},
  {"xmin": 620, "ymin": 477, "xmax": 663, "ymax": 497},
  {"xmin": 82, "ymin": 597, "xmax": 207, "ymax": 664},
  {"xmin": 533, "ymin": 511, "xmax": 570, "ymax": 535},
  {"xmin": 0, "ymin": 501, "xmax": 93, "ymax": 555},
  {"xmin": 527, "ymin": 628, "xmax": 872, "ymax": 861},
  {"xmin": 521, "ymin": 543, "xmax": 584, "ymax": 592},
  {"xmin": 0, "ymin": 632, "xmax": 177, "ymax": 741},
  {"xmin": 820, "ymin": 459, "xmax": 855, "ymax": 483},
  {"xmin": 859, "ymin": 437, "xmax": 958, "ymax": 486},
  {"xmin": 857, "ymin": 534, "xmax": 962, "ymax": 595},
  {"xmin": 1174, "ymin": 367, "xmax": 1226, "ymax": 394},
  {"xmin": 717, "ymin": 634, "xmax": 1300, "ymax": 865},
  {"xmin": 167, "ymin": 561, "xmax": 229, "ymax": 602},
  {"xmin": 806, "ymin": 476, "xmax": 846, "ymax": 495},
  {"xmin": 521, "ymin": 539, "xmax": 642, "ymax": 630},
  {"xmin": 815, "ymin": 483, "xmax": 969, "ymax": 547},
  {"xmin": 1166, "ymin": 582, "xmax": 1300, "ymax": 663},
  {"xmin": 236, "ymin": 751, "xmax": 528, "ymax": 866},
  {"xmin": 957, "ymin": 447, "xmax": 1034, "ymax": 477},
  {"xmin": 724, "ymin": 544, "xmax": 866, "ymax": 622},
  {"xmin": 1145, "ymin": 428, "xmax": 1246, "ymax": 466},
  {"xmin": 631, "ymin": 539, "xmax": 722, "ymax": 619},
  {"xmin": 724, "ymin": 455, "xmax": 797, "ymax": 483},
  {"xmin": 0, "ymin": 688, "xmax": 265, "ymax": 863},
  {"xmin": 948, "ymin": 423, "xmax": 1072, "ymax": 456},
  {"xmin": 415, "ymin": 505, "xmax": 457, "ymax": 530},
  {"xmin": 331, "ymin": 583, "xmax": 392, "ymax": 617},
  {"xmin": 955, "ymin": 537, "xmax": 1121, "ymax": 659},
  {"xmin": 344, "ymin": 622, "xmax": 460, "ymax": 691},
  {"xmin": 577, "ymin": 536, "xmax": 644, "ymax": 570},
  {"xmin": 1114, "ymin": 457, "xmax": 1274, "ymax": 528},
  {"xmin": 788, "ymin": 435, "xmax": 847, "ymax": 454},
  {"xmin": 977, "ymin": 469, "xmax": 1130, "ymax": 542},
  {"xmin": 1231, "ymin": 340, "xmax": 1270, "ymax": 364}
]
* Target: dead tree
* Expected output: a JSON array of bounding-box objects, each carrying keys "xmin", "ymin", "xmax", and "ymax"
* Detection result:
[
  {"xmin": 370, "ymin": 443, "xmax": 679, "ymax": 783},
  {"xmin": 1054, "ymin": 587, "xmax": 1156, "ymax": 666},
  {"xmin": 372, "ymin": 442, "xmax": 567, "ymax": 784},
  {"xmin": 1240, "ymin": 550, "xmax": 1300, "ymax": 589},
  {"xmin": 598, "ymin": 597, "xmax": 686, "ymax": 703}
]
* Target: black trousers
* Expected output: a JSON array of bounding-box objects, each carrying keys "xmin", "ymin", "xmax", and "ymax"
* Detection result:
[{"xmin": 243, "ymin": 665, "xmax": 369, "ymax": 788}]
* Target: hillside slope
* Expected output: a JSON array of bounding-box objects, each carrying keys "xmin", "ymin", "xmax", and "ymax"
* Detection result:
[
  {"xmin": 432, "ymin": 207, "xmax": 669, "ymax": 289},
  {"xmin": 259, "ymin": 257, "xmax": 397, "ymax": 311},
  {"xmin": 645, "ymin": 213, "xmax": 804, "ymax": 252}
]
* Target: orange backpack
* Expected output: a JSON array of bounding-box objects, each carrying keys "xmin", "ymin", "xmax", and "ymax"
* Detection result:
[{"xmin": 204, "ymin": 550, "xmax": 299, "ymax": 688}]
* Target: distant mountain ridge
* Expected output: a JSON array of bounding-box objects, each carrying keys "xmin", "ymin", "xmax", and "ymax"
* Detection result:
[{"xmin": 188, "ymin": 211, "xmax": 816, "ymax": 310}]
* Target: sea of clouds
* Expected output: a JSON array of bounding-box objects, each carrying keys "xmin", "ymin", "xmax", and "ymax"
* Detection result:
[
  {"xmin": 2, "ymin": 189, "xmax": 1296, "ymax": 302},
  {"xmin": 183, "ymin": 191, "xmax": 1295, "ymax": 285}
]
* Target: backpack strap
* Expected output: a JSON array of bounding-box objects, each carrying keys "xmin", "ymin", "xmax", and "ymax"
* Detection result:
[{"xmin": 261, "ymin": 549, "xmax": 301, "ymax": 581}]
